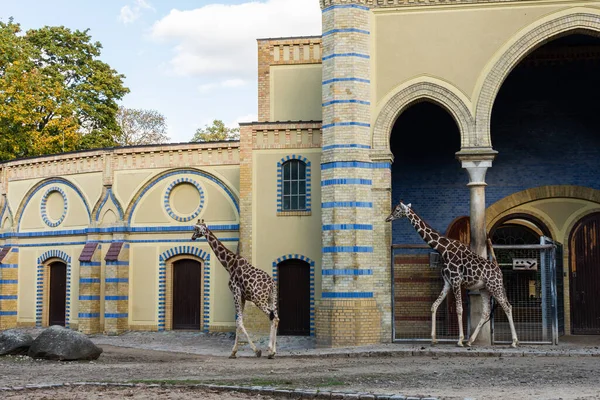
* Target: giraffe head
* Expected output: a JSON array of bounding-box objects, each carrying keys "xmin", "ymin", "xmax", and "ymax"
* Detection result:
[
  {"xmin": 191, "ymin": 219, "xmax": 208, "ymax": 241},
  {"xmin": 386, "ymin": 201, "xmax": 412, "ymax": 222}
]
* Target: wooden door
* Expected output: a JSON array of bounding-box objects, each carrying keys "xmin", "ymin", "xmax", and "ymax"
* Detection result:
[
  {"xmin": 570, "ymin": 213, "xmax": 600, "ymax": 334},
  {"xmin": 173, "ymin": 259, "xmax": 202, "ymax": 330},
  {"xmin": 277, "ymin": 259, "xmax": 310, "ymax": 336},
  {"xmin": 49, "ymin": 262, "xmax": 67, "ymax": 326}
]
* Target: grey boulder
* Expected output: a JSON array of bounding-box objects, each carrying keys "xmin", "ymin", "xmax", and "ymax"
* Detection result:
[
  {"xmin": 0, "ymin": 329, "xmax": 34, "ymax": 355},
  {"xmin": 28, "ymin": 325, "xmax": 103, "ymax": 361}
]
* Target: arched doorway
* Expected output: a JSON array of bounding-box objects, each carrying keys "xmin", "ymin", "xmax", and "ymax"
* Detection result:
[
  {"xmin": 277, "ymin": 259, "xmax": 310, "ymax": 336},
  {"xmin": 569, "ymin": 212, "xmax": 600, "ymax": 334},
  {"xmin": 48, "ymin": 261, "xmax": 67, "ymax": 326},
  {"xmin": 172, "ymin": 259, "xmax": 202, "ymax": 330}
]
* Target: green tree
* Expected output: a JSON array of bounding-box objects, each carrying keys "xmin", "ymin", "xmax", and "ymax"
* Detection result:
[
  {"xmin": 115, "ymin": 107, "xmax": 170, "ymax": 146},
  {"xmin": 0, "ymin": 19, "xmax": 129, "ymax": 161},
  {"xmin": 191, "ymin": 119, "xmax": 239, "ymax": 142}
]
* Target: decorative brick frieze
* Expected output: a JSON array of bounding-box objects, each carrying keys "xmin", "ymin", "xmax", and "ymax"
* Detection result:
[{"xmin": 320, "ymin": 0, "xmax": 537, "ymax": 9}]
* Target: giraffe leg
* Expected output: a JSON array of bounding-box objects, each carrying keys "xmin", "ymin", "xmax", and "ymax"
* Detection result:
[
  {"xmin": 431, "ymin": 280, "xmax": 450, "ymax": 346},
  {"xmin": 229, "ymin": 297, "xmax": 244, "ymax": 359},
  {"xmin": 466, "ymin": 289, "xmax": 491, "ymax": 347},
  {"xmin": 256, "ymin": 299, "xmax": 279, "ymax": 359},
  {"xmin": 453, "ymin": 285, "xmax": 465, "ymax": 347},
  {"xmin": 494, "ymin": 290, "xmax": 519, "ymax": 348}
]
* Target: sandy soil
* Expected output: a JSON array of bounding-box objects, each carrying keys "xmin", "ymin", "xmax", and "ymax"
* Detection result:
[{"xmin": 1, "ymin": 345, "xmax": 600, "ymax": 400}]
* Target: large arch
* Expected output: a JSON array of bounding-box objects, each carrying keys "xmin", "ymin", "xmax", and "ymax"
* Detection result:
[
  {"xmin": 124, "ymin": 168, "xmax": 240, "ymax": 225},
  {"xmin": 14, "ymin": 177, "xmax": 91, "ymax": 230},
  {"xmin": 475, "ymin": 8, "xmax": 600, "ymax": 146},
  {"xmin": 372, "ymin": 77, "xmax": 475, "ymax": 156}
]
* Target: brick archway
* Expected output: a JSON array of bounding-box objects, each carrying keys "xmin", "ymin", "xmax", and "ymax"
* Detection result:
[{"xmin": 475, "ymin": 8, "xmax": 600, "ymax": 147}]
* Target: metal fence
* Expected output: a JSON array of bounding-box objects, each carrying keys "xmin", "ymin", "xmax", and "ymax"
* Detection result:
[{"xmin": 392, "ymin": 238, "xmax": 563, "ymax": 345}]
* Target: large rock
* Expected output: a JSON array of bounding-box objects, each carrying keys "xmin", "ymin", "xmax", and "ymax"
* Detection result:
[
  {"xmin": 28, "ymin": 325, "xmax": 103, "ymax": 361},
  {"xmin": 0, "ymin": 329, "xmax": 33, "ymax": 356}
]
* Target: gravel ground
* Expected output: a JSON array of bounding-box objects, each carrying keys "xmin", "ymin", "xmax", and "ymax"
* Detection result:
[{"xmin": 1, "ymin": 329, "xmax": 600, "ymax": 399}]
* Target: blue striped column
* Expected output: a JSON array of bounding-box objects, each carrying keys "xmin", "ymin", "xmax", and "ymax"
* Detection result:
[{"xmin": 318, "ymin": 1, "xmax": 381, "ymax": 347}]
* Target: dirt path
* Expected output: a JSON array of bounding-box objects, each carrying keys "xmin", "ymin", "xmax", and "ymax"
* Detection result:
[{"xmin": 1, "ymin": 345, "xmax": 600, "ymax": 399}]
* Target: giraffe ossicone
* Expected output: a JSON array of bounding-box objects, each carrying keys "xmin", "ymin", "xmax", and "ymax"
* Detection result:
[
  {"xmin": 387, "ymin": 202, "xmax": 519, "ymax": 348},
  {"xmin": 192, "ymin": 219, "xmax": 279, "ymax": 358}
]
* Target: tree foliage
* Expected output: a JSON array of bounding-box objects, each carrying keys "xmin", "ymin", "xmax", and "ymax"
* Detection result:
[
  {"xmin": 191, "ymin": 119, "xmax": 239, "ymax": 142},
  {"xmin": 0, "ymin": 19, "xmax": 129, "ymax": 162},
  {"xmin": 115, "ymin": 107, "xmax": 170, "ymax": 146}
]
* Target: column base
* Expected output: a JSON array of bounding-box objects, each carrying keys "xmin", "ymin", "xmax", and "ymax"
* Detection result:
[
  {"xmin": 469, "ymin": 292, "xmax": 491, "ymax": 345},
  {"xmin": 316, "ymin": 299, "xmax": 381, "ymax": 348}
]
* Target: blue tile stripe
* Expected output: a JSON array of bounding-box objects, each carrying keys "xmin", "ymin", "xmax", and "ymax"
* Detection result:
[
  {"xmin": 0, "ymin": 311, "xmax": 17, "ymax": 316},
  {"xmin": 322, "ymin": 292, "xmax": 373, "ymax": 299},
  {"xmin": 105, "ymin": 278, "xmax": 128, "ymax": 283},
  {"xmin": 105, "ymin": 313, "xmax": 128, "ymax": 318},
  {"xmin": 322, "ymin": 144, "xmax": 371, "ymax": 151},
  {"xmin": 18, "ymin": 178, "xmax": 91, "ymax": 230},
  {"xmin": 0, "ymin": 264, "xmax": 18, "ymax": 268},
  {"xmin": 0, "ymin": 279, "xmax": 18, "ymax": 284},
  {"xmin": 0, "ymin": 295, "xmax": 18, "ymax": 300},
  {"xmin": 322, "ymin": 53, "xmax": 370, "ymax": 61},
  {"xmin": 106, "ymin": 261, "xmax": 129, "ymax": 266},
  {"xmin": 105, "ymin": 296, "xmax": 128, "ymax": 300},
  {"xmin": 81, "ymin": 278, "xmax": 101, "ymax": 283},
  {"xmin": 322, "ymin": 28, "xmax": 369, "ymax": 36},
  {"xmin": 322, "ymin": 224, "xmax": 373, "ymax": 231},
  {"xmin": 321, "ymin": 179, "xmax": 372, "ymax": 186},
  {"xmin": 273, "ymin": 254, "xmax": 316, "ymax": 336},
  {"xmin": 322, "ymin": 201, "xmax": 373, "ymax": 208},
  {"xmin": 322, "ymin": 122, "xmax": 370, "ymax": 129},
  {"xmin": 79, "ymin": 296, "xmax": 100, "ymax": 300},
  {"xmin": 322, "ymin": 4, "xmax": 370, "ymax": 12},
  {"xmin": 164, "ymin": 177, "xmax": 205, "ymax": 222},
  {"xmin": 323, "ymin": 246, "xmax": 373, "ymax": 253},
  {"xmin": 80, "ymin": 262, "xmax": 102, "ymax": 267},
  {"xmin": 276, "ymin": 154, "xmax": 311, "ymax": 213},
  {"xmin": 94, "ymin": 187, "xmax": 125, "ymax": 221},
  {"xmin": 321, "ymin": 162, "xmax": 391, "ymax": 170},
  {"xmin": 322, "ymin": 99, "xmax": 370, "ymax": 106},
  {"xmin": 158, "ymin": 246, "xmax": 211, "ymax": 332},
  {"xmin": 11, "ymin": 238, "xmax": 239, "ymax": 247},
  {"xmin": 128, "ymin": 169, "xmax": 239, "ymax": 224},
  {"xmin": 36, "ymin": 250, "xmax": 72, "ymax": 328},
  {"xmin": 40, "ymin": 186, "xmax": 68, "ymax": 228},
  {"xmin": 323, "ymin": 77, "xmax": 370, "ymax": 85},
  {"xmin": 322, "ymin": 269, "xmax": 373, "ymax": 276},
  {"xmin": 78, "ymin": 313, "xmax": 100, "ymax": 318}
]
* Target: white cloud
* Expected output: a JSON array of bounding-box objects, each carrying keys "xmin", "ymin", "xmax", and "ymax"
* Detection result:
[
  {"xmin": 119, "ymin": 0, "xmax": 155, "ymax": 24},
  {"xmin": 151, "ymin": 0, "xmax": 321, "ymax": 79},
  {"xmin": 198, "ymin": 79, "xmax": 248, "ymax": 93}
]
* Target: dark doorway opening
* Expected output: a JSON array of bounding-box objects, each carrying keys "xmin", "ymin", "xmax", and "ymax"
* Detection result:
[
  {"xmin": 173, "ymin": 259, "xmax": 202, "ymax": 330},
  {"xmin": 277, "ymin": 259, "xmax": 310, "ymax": 336},
  {"xmin": 570, "ymin": 212, "xmax": 600, "ymax": 334},
  {"xmin": 49, "ymin": 261, "xmax": 67, "ymax": 326}
]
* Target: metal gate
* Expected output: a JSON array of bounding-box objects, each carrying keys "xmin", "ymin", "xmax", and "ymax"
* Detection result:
[{"xmin": 392, "ymin": 238, "xmax": 563, "ymax": 344}]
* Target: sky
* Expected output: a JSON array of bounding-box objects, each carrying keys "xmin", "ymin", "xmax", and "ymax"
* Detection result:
[{"xmin": 1, "ymin": 0, "xmax": 322, "ymax": 143}]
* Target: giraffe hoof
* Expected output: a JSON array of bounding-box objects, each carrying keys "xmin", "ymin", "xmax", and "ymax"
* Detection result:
[
  {"xmin": 510, "ymin": 342, "xmax": 518, "ymax": 348},
  {"xmin": 267, "ymin": 353, "xmax": 275, "ymax": 359},
  {"xmin": 466, "ymin": 342, "xmax": 472, "ymax": 347},
  {"xmin": 255, "ymin": 350, "xmax": 262, "ymax": 358},
  {"xmin": 431, "ymin": 341, "xmax": 438, "ymax": 347},
  {"xmin": 229, "ymin": 354, "xmax": 237, "ymax": 359},
  {"xmin": 457, "ymin": 342, "xmax": 464, "ymax": 347}
]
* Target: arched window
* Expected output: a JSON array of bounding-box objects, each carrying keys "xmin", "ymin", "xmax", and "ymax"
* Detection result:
[{"xmin": 281, "ymin": 160, "xmax": 307, "ymax": 211}]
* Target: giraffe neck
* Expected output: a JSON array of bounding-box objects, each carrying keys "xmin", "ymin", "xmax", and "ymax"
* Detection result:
[
  {"xmin": 406, "ymin": 209, "xmax": 445, "ymax": 252},
  {"xmin": 204, "ymin": 228, "xmax": 236, "ymax": 273}
]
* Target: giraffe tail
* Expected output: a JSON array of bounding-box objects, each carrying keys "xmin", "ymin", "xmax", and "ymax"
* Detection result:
[{"xmin": 486, "ymin": 236, "xmax": 498, "ymax": 265}]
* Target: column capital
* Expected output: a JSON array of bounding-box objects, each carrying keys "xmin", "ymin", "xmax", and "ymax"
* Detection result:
[
  {"xmin": 456, "ymin": 148, "xmax": 497, "ymax": 186},
  {"xmin": 370, "ymin": 151, "xmax": 394, "ymax": 164}
]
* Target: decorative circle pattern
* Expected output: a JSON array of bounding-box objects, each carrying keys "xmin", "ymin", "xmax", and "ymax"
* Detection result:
[
  {"xmin": 164, "ymin": 178, "xmax": 205, "ymax": 222},
  {"xmin": 41, "ymin": 186, "xmax": 67, "ymax": 227}
]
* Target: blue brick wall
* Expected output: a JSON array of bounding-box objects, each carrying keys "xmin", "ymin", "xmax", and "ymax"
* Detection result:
[{"xmin": 391, "ymin": 54, "xmax": 600, "ymax": 244}]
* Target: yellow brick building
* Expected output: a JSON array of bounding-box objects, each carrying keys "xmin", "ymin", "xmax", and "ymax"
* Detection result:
[{"xmin": 2, "ymin": 0, "xmax": 600, "ymax": 345}]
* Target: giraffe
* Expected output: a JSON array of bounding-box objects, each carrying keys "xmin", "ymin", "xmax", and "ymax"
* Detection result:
[
  {"xmin": 386, "ymin": 202, "xmax": 519, "ymax": 348},
  {"xmin": 191, "ymin": 219, "xmax": 279, "ymax": 359}
]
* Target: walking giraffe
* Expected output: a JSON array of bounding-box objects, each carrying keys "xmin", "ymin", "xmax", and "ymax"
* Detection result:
[
  {"xmin": 191, "ymin": 219, "xmax": 279, "ymax": 358},
  {"xmin": 386, "ymin": 202, "xmax": 518, "ymax": 348}
]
